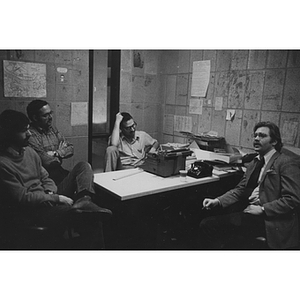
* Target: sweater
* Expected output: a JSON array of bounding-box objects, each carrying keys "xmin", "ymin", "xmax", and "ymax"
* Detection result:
[{"xmin": 0, "ymin": 146, "xmax": 60, "ymax": 208}]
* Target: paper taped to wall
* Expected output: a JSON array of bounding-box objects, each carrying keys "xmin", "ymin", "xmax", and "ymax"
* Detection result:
[
  {"xmin": 191, "ymin": 60, "xmax": 210, "ymax": 97},
  {"xmin": 71, "ymin": 102, "xmax": 88, "ymax": 126}
]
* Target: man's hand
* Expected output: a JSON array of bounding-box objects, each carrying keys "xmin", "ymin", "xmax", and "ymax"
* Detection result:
[
  {"xmin": 58, "ymin": 141, "xmax": 68, "ymax": 150},
  {"xmin": 248, "ymin": 186, "xmax": 260, "ymax": 205},
  {"xmin": 148, "ymin": 147, "xmax": 158, "ymax": 154},
  {"xmin": 58, "ymin": 195, "xmax": 73, "ymax": 206},
  {"xmin": 47, "ymin": 150, "xmax": 56, "ymax": 157},
  {"xmin": 243, "ymin": 205, "xmax": 264, "ymax": 215},
  {"xmin": 148, "ymin": 141, "xmax": 159, "ymax": 154},
  {"xmin": 202, "ymin": 198, "xmax": 220, "ymax": 210},
  {"xmin": 110, "ymin": 112, "xmax": 124, "ymax": 147},
  {"xmin": 115, "ymin": 112, "xmax": 123, "ymax": 125}
]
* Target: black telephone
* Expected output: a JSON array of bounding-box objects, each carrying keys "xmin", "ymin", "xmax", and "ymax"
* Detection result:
[{"xmin": 187, "ymin": 160, "xmax": 213, "ymax": 178}]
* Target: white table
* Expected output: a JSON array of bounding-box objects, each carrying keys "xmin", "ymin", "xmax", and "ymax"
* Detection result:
[{"xmin": 94, "ymin": 168, "xmax": 220, "ymax": 201}]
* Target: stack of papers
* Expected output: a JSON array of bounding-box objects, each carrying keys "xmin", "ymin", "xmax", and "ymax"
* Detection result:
[{"xmin": 191, "ymin": 148, "xmax": 242, "ymax": 164}]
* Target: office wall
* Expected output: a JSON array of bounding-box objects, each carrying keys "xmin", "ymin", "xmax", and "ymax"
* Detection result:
[
  {"xmin": 3, "ymin": 50, "xmax": 300, "ymax": 164},
  {"xmin": 159, "ymin": 50, "xmax": 300, "ymax": 153},
  {"xmin": 119, "ymin": 50, "xmax": 163, "ymax": 142},
  {"xmin": 0, "ymin": 50, "xmax": 89, "ymax": 169}
]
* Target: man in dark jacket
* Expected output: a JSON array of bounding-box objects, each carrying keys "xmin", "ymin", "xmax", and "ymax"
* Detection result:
[{"xmin": 200, "ymin": 121, "xmax": 300, "ymax": 249}]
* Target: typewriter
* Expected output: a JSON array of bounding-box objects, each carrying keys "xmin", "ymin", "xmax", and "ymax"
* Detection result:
[{"xmin": 141, "ymin": 147, "xmax": 193, "ymax": 177}]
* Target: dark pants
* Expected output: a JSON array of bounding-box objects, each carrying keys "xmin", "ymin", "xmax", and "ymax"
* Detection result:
[
  {"xmin": 57, "ymin": 161, "xmax": 95, "ymax": 198},
  {"xmin": 5, "ymin": 162, "xmax": 104, "ymax": 249},
  {"xmin": 47, "ymin": 163, "xmax": 69, "ymax": 186},
  {"xmin": 199, "ymin": 210, "xmax": 266, "ymax": 249}
]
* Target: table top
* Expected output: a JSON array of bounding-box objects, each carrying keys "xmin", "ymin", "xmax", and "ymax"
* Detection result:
[{"xmin": 94, "ymin": 168, "xmax": 220, "ymax": 201}]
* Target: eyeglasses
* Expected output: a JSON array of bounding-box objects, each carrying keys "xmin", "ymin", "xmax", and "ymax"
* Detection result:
[
  {"xmin": 252, "ymin": 132, "xmax": 269, "ymax": 139},
  {"xmin": 40, "ymin": 111, "xmax": 53, "ymax": 119},
  {"xmin": 123, "ymin": 122, "xmax": 137, "ymax": 131}
]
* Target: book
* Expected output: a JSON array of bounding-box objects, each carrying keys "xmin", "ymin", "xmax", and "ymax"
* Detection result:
[
  {"xmin": 191, "ymin": 147, "xmax": 242, "ymax": 164},
  {"xmin": 202, "ymin": 160, "xmax": 234, "ymax": 171}
]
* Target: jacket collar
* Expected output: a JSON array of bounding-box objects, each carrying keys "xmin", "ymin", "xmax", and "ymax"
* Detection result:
[{"xmin": 259, "ymin": 151, "xmax": 280, "ymax": 184}]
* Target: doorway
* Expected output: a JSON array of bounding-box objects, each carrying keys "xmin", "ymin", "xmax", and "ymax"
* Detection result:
[{"xmin": 88, "ymin": 50, "xmax": 121, "ymax": 172}]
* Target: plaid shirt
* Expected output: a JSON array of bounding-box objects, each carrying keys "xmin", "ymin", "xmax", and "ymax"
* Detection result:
[{"xmin": 28, "ymin": 124, "xmax": 74, "ymax": 169}]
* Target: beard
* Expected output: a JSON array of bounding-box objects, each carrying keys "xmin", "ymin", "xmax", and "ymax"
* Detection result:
[{"xmin": 23, "ymin": 138, "xmax": 30, "ymax": 147}]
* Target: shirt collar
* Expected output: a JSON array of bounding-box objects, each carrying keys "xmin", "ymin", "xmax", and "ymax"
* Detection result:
[
  {"xmin": 120, "ymin": 131, "xmax": 140, "ymax": 143},
  {"xmin": 256, "ymin": 148, "xmax": 277, "ymax": 166},
  {"xmin": 30, "ymin": 123, "xmax": 52, "ymax": 134}
]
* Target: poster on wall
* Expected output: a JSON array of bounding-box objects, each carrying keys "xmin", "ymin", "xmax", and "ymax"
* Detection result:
[
  {"xmin": 174, "ymin": 115, "xmax": 192, "ymax": 132},
  {"xmin": 282, "ymin": 120, "xmax": 298, "ymax": 146},
  {"xmin": 71, "ymin": 102, "xmax": 88, "ymax": 126},
  {"xmin": 189, "ymin": 98, "xmax": 203, "ymax": 115},
  {"xmin": 191, "ymin": 60, "xmax": 210, "ymax": 97},
  {"xmin": 3, "ymin": 60, "xmax": 46, "ymax": 98}
]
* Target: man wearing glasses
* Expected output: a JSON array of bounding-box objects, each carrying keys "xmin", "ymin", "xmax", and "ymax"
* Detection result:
[
  {"xmin": 104, "ymin": 112, "xmax": 159, "ymax": 172},
  {"xmin": 199, "ymin": 121, "xmax": 300, "ymax": 249}
]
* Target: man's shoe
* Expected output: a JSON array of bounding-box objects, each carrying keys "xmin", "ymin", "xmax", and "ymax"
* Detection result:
[{"xmin": 72, "ymin": 196, "xmax": 112, "ymax": 221}]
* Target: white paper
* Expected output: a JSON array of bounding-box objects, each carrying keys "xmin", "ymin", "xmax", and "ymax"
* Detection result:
[
  {"xmin": 226, "ymin": 109, "xmax": 236, "ymax": 121},
  {"xmin": 282, "ymin": 120, "xmax": 298, "ymax": 145},
  {"xmin": 190, "ymin": 147, "xmax": 242, "ymax": 164},
  {"xmin": 189, "ymin": 98, "xmax": 203, "ymax": 115},
  {"xmin": 215, "ymin": 97, "xmax": 223, "ymax": 111},
  {"xmin": 71, "ymin": 102, "xmax": 88, "ymax": 126},
  {"xmin": 190, "ymin": 148, "xmax": 212, "ymax": 160},
  {"xmin": 163, "ymin": 114, "xmax": 174, "ymax": 134},
  {"xmin": 191, "ymin": 60, "xmax": 211, "ymax": 97},
  {"xmin": 174, "ymin": 115, "xmax": 192, "ymax": 132}
]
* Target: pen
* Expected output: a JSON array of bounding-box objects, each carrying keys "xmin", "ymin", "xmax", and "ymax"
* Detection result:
[{"xmin": 113, "ymin": 168, "xmax": 144, "ymax": 181}]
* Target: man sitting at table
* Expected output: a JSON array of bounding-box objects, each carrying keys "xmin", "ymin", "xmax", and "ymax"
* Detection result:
[
  {"xmin": 0, "ymin": 109, "xmax": 112, "ymax": 249},
  {"xmin": 199, "ymin": 121, "xmax": 300, "ymax": 249},
  {"xmin": 104, "ymin": 112, "xmax": 159, "ymax": 172}
]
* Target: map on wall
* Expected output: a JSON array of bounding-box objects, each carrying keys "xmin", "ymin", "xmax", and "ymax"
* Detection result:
[{"xmin": 3, "ymin": 60, "xmax": 46, "ymax": 98}]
